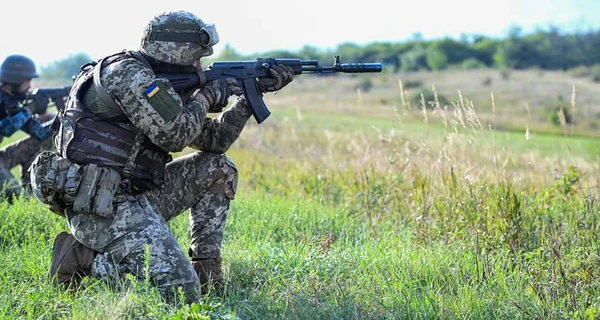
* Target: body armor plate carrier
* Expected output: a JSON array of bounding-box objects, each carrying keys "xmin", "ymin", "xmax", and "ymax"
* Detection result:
[{"xmin": 55, "ymin": 51, "xmax": 172, "ymax": 192}]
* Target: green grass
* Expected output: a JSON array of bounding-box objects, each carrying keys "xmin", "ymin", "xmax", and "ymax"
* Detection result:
[
  {"xmin": 3, "ymin": 179, "xmax": 600, "ymax": 319},
  {"xmin": 2, "ymin": 69, "xmax": 600, "ymax": 319}
]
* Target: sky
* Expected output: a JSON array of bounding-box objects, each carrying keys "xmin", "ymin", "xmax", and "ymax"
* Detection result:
[{"xmin": 1, "ymin": 0, "xmax": 600, "ymax": 68}]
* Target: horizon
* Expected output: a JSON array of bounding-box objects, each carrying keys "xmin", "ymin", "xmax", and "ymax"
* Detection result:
[{"xmin": 1, "ymin": 0, "xmax": 599, "ymax": 68}]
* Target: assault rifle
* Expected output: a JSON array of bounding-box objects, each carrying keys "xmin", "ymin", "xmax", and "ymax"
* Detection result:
[
  {"xmin": 157, "ymin": 56, "xmax": 383, "ymax": 124},
  {"xmin": 24, "ymin": 86, "xmax": 71, "ymax": 114}
]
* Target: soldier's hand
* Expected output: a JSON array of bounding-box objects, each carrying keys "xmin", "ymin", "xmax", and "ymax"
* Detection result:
[
  {"xmin": 20, "ymin": 106, "xmax": 32, "ymax": 116},
  {"xmin": 257, "ymin": 65, "xmax": 294, "ymax": 93},
  {"xmin": 38, "ymin": 112, "xmax": 57, "ymax": 123},
  {"xmin": 196, "ymin": 78, "xmax": 243, "ymax": 113},
  {"xmin": 22, "ymin": 99, "xmax": 42, "ymax": 115},
  {"xmin": 6, "ymin": 101, "xmax": 23, "ymax": 116}
]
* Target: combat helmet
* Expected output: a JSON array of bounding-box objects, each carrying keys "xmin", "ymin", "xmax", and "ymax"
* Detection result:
[
  {"xmin": 140, "ymin": 10, "xmax": 219, "ymax": 66},
  {"xmin": 0, "ymin": 54, "xmax": 39, "ymax": 84}
]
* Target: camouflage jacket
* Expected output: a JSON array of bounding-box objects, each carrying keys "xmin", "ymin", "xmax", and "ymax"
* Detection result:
[
  {"xmin": 99, "ymin": 56, "xmax": 253, "ymax": 153},
  {"xmin": 0, "ymin": 89, "xmax": 53, "ymax": 141}
]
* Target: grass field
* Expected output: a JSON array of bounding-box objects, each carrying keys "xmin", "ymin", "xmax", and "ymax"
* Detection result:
[{"xmin": 2, "ymin": 68, "xmax": 600, "ymax": 319}]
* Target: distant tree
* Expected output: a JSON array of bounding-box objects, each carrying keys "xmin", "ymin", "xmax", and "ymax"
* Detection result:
[
  {"xmin": 213, "ymin": 43, "xmax": 247, "ymax": 61},
  {"xmin": 426, "ymin": 46, "xmax": 448, "ymax": 70},
  {"xmin": 106, "ymin": 26, "xmax": 600, "ymax": 75},
  {"xmin": 461, "ymin": 58, "xmax": 487, "ymax": 69},
  {"xmin": 428, "ymin": 38, "xmax": 478, "ymax": 65},
  {"xmin": 334, "ymin": 42, "xmax": 362, "ymax": 63},
  {"xmin": 401, "ymin": 45, "xmax": 428, "ymax": 71},
  {"xmin": 260, "ymin": 49, "xmax": 301, "ymax": 59},
  {"xmin": 388, "ymin": 43, "xmax": 412, "ymax": 72},
  {"xmin": 473, "ymin": 37, "xmax": 498, "ymax": 66},
  {"xmin": 40, "ymin": 52, "xmax": 93, "ymax": 83},
  {"xmin": 506, "ymin": 25, "xmax": 523, "ymax": 39},
  {"xmin": 492, "ymin": 47, "xmax": 508, "ymax": 68},
  {"xmin": 298, "ymin": 45, "xmax": 321, "ymax": 60}
]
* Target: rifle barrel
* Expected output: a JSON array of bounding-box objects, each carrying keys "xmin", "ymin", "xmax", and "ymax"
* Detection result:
[{"xmin": 302, "ymin": 63, "xmax": 383, "ymax": 73}]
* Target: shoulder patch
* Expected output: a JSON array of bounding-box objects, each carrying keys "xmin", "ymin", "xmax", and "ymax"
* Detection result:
[
  {"xmin": 145, "ymin": 83, "xmax": 160, "ymax": 97},
  {"xmin": 142, "ymin": 79, "xmax": 182, "ymax": 122}
]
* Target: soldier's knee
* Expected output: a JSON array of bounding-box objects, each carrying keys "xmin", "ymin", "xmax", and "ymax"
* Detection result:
[{"xmin": 208, "ymin": 155, "xmax": 238, "ymax": 199}]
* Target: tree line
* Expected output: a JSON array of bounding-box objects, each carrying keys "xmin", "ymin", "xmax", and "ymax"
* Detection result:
[
  {"xmin": 218, "ymin": 25, "xmax": 600, "ymax": 73},
  {"xmin": 41, "ymin": 25, "xmax": 600, "ymax": 83}
]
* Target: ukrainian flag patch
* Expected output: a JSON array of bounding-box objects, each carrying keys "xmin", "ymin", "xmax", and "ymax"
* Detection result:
[
  {"xmin": 145, "ymin": 83, "xmax": 160, "ymax": 97},
  {"xmin": 143, "ymin": 79, "xmax": 182, "ymax": 122}
]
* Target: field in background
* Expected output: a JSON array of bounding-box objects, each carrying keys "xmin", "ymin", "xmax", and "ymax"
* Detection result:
[{"xmin": 2, "ymin": 69, "xmax": 600, "ymax": 319}]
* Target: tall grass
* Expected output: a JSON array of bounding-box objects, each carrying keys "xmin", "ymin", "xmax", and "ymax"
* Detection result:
[{"xmin": 2, "ymin": 71, "xmax": 600, "ymax": 319}]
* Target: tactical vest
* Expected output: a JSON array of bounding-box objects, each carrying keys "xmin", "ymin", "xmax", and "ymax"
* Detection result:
[{"xmin": 54, "ymin": 51, "xmax": 172, "ymax": 193}]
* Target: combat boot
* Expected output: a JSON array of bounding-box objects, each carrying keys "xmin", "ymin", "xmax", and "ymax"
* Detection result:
[
  {"xmin": 49, "ymin": 231, "xmax": 97, "ymax": 287},
  {"xmin": 192, "ymin": 258, "xmax": 223, "ymax": 295}
]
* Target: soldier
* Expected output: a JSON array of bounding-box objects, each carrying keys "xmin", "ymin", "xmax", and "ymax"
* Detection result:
[
  {"xmin": 0, "ymin": 54, "xmax": 54, "ymax": 200},
  {"xmin": 30, "ymin": 10, "xmax": 293, "ymax": 303}
]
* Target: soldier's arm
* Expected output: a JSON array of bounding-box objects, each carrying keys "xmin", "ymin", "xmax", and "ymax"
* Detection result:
[
  {"xmin": 189, "ymin": 96, "xmax": 253, "ymax": 153},
  {"xmin": 0, "ymin": 108, "xmax": 32, "ymax": 137},
  {"xmin": 102, "ymin": 59, "xmax": 208, "ymax": 152},
  {"xmin": 20, "ymin": 118, "xmax": 54, "ymax": 140}
]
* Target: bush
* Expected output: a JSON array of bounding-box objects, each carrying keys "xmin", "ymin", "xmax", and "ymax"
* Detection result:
[
  {"xmin": 547, "ymin": 95, "xmax": 573, "ymax": 126},
  {"xmin": 355, "ymin": 78, "xmax": 373, "ymax": 92},
  {"xmin": 402, "ymin": 79, "xmax": 422, "ymax": 89},
  {"xmin": 410, "ymin": 90, "xmax": 450, "ymax": 109},
  {"xmin": 460, "ymin": 58, "xmax": 486, "ymax": 70},
  {"xmin": 481, "ymin": 77, "xmax": 493, "ymax": 86},
  {"xmin": 569, "ymin": 64, "xmax": 600, "ymax": 79},
  {"xmin": 500, "ymin": 69, "xmax": 511, "ymax": 80}
]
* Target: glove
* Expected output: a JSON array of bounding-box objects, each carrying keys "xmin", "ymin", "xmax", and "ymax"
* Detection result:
[
  {"xmin": 6, "ymin": 100, "xmax": 23, "ymax": 116},
  {"xmin": 22, "ymin": 99, "xmax": 44, "ymax": 115},
  {"xmin": 196, "ymin": 78, "xmax": 243, "ymax": 113},
  {"xmin": 257, "ymin": 65, "xmax": 294, "ymax": 93},
  {"xmin": 37, "ymin": 112, "xmax": 57, "ymax": 124}
]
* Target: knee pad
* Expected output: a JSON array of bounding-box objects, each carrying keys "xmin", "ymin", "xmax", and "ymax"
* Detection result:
[{"xmin": 209, "ymin": 156, "xmax": 238, "ymax": 199}]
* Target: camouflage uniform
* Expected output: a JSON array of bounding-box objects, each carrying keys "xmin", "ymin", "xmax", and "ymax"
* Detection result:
[
  {"xmin": 35, "ymin": 10, "xmax": 293, "ymax": 303},
  {"xmin": 65, "ymin": 53, "xmax": 250, "ymax": 302},
  {"xmin": 0, "ymin": 89, "xmax": 54, "ymax": 198},
  {"xmin": 33, "ymin": 10, "xmax": 248, "ymax": 303}
]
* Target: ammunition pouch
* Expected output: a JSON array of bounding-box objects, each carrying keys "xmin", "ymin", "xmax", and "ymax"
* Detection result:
[{"xmin": 30, "ymin": 151, "xmax": 122, "ymax": 218}]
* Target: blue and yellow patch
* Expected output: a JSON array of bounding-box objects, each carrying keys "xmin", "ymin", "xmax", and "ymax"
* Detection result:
[
  {"xmin": 143, "ymin": 79, "xmax": 182, "ymax": 122},
  {"xmin": 145, "ymin": 83, "xmax": 160, "ymax": 98}
]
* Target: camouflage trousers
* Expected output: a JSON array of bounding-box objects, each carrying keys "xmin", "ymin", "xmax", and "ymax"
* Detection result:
[
  {"xmin": 66, "ymin": 151, "xmax": 238, "ymax": 303},
  {"xmin": 0, "ymin": 136, "xmax": 53, "ymax": 198}
]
